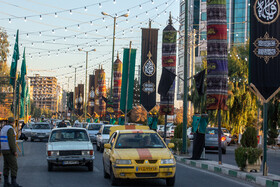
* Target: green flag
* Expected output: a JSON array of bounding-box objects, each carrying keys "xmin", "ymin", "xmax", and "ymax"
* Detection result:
[
  {"xmin": 10, "ymin": 30, "xmax": 20, "ymax": 87},
  {"xmin": 21, "ymin": 48, "xmax": 26, "ymax": 98},
  {"xmin": 120, "ymin": 48, "xmax": 136, "ymax": 113}
]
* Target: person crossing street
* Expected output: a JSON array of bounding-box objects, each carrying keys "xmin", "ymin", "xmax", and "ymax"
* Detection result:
[{"xmin": 0, "ymin": 117, "xmax": 22, "ymax": 187}]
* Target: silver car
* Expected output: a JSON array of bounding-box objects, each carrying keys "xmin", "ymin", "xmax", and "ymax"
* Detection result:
[
  {"xmin": 21, "ymin": 123, "xmax": 33, "ymax": 140},
  {"xmin": 96, "ymin": 125, "xmax": 114, "ymax": 152},
  {"xmin": 31, "ymin": 123, "xmax": 52, "ymax": 142},
  {"xmin": 205, "ymin": 128, "xmax": 227, "ymax": 154},
  {"xmin": 86, "ymin": 123, "xmax": 103, "ymax": 143}
]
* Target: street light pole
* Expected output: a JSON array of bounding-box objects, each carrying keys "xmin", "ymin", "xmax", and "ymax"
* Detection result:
[
  {"xmin": 101, "ymin": 12, "xmax": 128, "ymax": 100},
  {"xmin": 85, "ymin": 51, "xmax": 88, "ymax": 121},
  {"xmin": 78, "ymin": 49, "xmax": 96, "ymax": 121},
  {"xmin": 111, "ymin": 17, "xmax": 116, "ymax": 100}
]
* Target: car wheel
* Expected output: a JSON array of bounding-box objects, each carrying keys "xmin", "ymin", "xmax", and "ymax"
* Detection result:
[
  {"xmin": 48, "ymin": 162, "xmax": 53, "ymax": 172},
  {"xmin": 103, "ymin": 162, "xmax": 110, "ymax": 178},
  {"xmin": 31, "ymin": 138, "xmax": 34, "ymax": 142},
  {"xmin": 96, "ymin": 144, "xmax": 100, "ymax": 151},
  {"xmin": 88, "ymin": 161, "xmax": 94, "ymax": 171},
  {"xmin": 110, "ymin": 165, "xmax": 119, "ymax": 186},
  {"xmin": 222, "ymin": 149, "xmax": 226, "ymax": 154},
  {"xmin": 166, "ymin": 175, "xmax": 175, "ymax": 186}
]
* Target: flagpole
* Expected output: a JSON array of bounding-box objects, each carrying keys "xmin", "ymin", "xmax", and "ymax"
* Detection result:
[{"xmin": 124, "ymin": 41, "xmax": 132, "ymax": 125}]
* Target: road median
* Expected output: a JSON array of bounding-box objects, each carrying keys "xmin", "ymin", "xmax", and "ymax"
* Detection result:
[{"xmin": 175, "ymin": 155, "xmax": 280, "ymax": 187}]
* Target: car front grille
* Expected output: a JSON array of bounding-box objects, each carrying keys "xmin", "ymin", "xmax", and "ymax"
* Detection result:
[
  {"xmin": 135, "ymin": 160, "xmax": 144, "ymax": 164},
  {"xmin": 135, "ymin": 173, "xmax": 158, "ymax": 177},
  {"xmin": 135, "ymin": 160, "xmax": 158, "ymax": 164},
  {"xmin": 59, "ymin": 150, "xmax": 81, "ymax": 156},
  {"xmin": 148, "ymin": 160, "xmax": 158, "ymax": 164}
]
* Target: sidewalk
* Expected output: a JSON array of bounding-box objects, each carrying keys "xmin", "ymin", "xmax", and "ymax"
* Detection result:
[{"xmin": 175, "ymin": 155, "xmax": 280, "ymax": 187}]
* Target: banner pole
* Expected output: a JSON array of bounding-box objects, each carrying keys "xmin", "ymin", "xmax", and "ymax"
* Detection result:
[
  {"xmin": 218, "ymin": 109, "xmax": 222, "ymax": 164},
  {"xmin": 124, "ymin": 41, "xmax": 132, "ymax": 125},
  {"xmin": 182, "ymin": 0, "xmax": 189, "ymax": 154},
  {"xmin": 263, "ymin": 102, "xmax": 268, "ymax": 176}
]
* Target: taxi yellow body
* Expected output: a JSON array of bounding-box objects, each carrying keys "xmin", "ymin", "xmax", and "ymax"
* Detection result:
[{"xmin": 103, "ymin": 125, "xmax": 176, "ymax": 186}]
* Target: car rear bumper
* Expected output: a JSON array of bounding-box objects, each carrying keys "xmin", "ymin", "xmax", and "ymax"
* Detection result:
[
  {"xmin": 112, "ymin": 165, "xmax": 176, "ymax": 179},
  {"xmin": 205, "ymin": 141, "xmax": 227, "ymax": 150}
]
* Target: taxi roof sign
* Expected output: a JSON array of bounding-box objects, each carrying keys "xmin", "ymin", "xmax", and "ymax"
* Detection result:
[{"xmin": 109, "ymin": 125, "xmax": 150, "ymax": 137}]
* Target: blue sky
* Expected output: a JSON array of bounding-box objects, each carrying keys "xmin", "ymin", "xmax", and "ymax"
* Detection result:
[{"xmin": 1, "ymin": 0, "xmax": 180, "ymax": 91}]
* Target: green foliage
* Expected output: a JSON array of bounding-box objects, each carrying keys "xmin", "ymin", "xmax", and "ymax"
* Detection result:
[
  {"xmin": 174, "ymin": 123, "xmax": 183, "ymax": 139},
  {"xmin": 235, "ymin": 147, "xmax": 262, "ymax": 170},
  {"xmin": 247, "ymin": 147, "xmax": 262, "ymax": 164},
  {"xmin": 170, "ymin": 138, "xmax": 183, "ymax": 153},
  {"xmin": 241, "ymin": 126, "xmax": 258, "ymax": 148},
  {"xmin": 235, "ymin": 147, "xmax": 247, "ymax": 170},
  {"xmin": 267, "ymin": 128, "xmax": 278, "ymax": 145}
]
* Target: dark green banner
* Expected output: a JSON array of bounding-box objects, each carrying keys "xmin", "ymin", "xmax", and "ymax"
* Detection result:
[{"xmin": 120, "ymin": 48, "xmax": 136, "ymax": 114}]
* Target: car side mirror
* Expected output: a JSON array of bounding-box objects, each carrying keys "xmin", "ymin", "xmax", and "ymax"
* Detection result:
[
  {"xmin": 168, "ymin": 143, "xmax": 174, "ymax": 149},
  {"xmin": 104, "ymin": 143, "xmax": 111, "ymax": 149}
]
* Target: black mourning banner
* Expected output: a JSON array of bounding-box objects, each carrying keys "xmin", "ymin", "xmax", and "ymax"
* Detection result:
[
  {"xmin": 249, "ymin": 0, "xmax": 280, "ymax": 101},
  {"xmin": 140, "ymin": 28, "xmax": 158, "ymax": 112},
  {"xmin": 158, "ymin": 67, "xmax": 176, "ymax": 96},
  {"xmin": 67, "ymin": 92, "xmax": 73, "ymax": 111}
]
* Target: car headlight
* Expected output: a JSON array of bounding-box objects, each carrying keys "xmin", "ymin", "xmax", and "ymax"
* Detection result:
[
  {"xmin": 161, "ymin": 158, "xmax": 175, "ymax": 164},
  {"xmin": 48, "ymin": 151, "xmax": 59, "ymax": 156},
  {"xmin": 116, "ymin": 159, "xmax": 132, "ymax": 165}
]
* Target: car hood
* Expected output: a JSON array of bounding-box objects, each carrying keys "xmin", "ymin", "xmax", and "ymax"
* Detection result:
[
  {"xmin": 113, "ymin": 148, "xmax": 173, "ymax": 160},
  {"xmin": 88, "ymin": 130, "xmax": 99, "ymax": 135},
  {"xmin": 47, "ymin": 141, "xmax": 93, "ymax": 151}
]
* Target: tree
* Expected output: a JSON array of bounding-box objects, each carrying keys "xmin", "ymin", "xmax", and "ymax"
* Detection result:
[
  {"xmin": 133, "ymin": 78, "xmax": 140, "ymax": 106},
  {"xmin": 0, "ymin": 28, "xmax": 10, "ymax": 104}
]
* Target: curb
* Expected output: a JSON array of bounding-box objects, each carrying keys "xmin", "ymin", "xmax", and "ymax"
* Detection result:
[{"xmin": 175, "ymin": 156, "xmax": 280, "ymax": 187}]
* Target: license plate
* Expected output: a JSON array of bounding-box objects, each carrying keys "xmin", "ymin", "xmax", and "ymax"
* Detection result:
[
  {"xmin": 63, "ymin": 161, "xmax": 79, "ymax": 165},
  {"xmin": 136, "ymin": 167, "xmax": 156, "ymax": 172}
]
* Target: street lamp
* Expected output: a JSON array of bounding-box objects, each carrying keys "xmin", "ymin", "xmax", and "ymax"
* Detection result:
[
  {"xmin": 78, "ymin": 48, "xmax": 96, "ymax": 120},
  {"xmin": 101, "ymin": 11, "xmax": 129, "ymax": 100}
]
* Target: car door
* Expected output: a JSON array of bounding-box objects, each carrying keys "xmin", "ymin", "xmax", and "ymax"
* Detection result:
[
  {"xmin": 97, "ymin": 126, "xmax": 103, "ymax": 147},
  {"xmin": 103, "ymin": 132, "xmax": 117, "ymax": 172}
]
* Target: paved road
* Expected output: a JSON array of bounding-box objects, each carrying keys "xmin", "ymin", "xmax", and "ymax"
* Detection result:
[{"xmin": 0, "ymin": 141, "xmax": 259, "ymax": 187}]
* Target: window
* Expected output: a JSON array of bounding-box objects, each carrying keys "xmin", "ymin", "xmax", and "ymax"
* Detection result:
[
  {"xmin": 201, "ymin": 12, "xmax": 207, "ymax": 21},
  {"xmin": 50, "ymin": 129, "xmax": 89, "ymax": 142}
]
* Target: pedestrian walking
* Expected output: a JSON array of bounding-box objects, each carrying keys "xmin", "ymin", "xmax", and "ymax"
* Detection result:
[{"xmin": 0, "ymin": 117, "xmax": 22, "ymax": 187}]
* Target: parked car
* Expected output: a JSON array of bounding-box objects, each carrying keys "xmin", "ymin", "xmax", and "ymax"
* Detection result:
[
  {"xmin": 221, "ymin": 128, "xmax": 232, "ymax": 145},
  {"xmin": 205, "ymin": 127, "xmax": 227, "ymax": 154},
  {"xmin": 46, "ymin": 128, "xmax": 94, "ymax": 171},
  {"xmin": 103, "ymin": 126, "xmax": 176, "ymax": 186},
  {"xmin": 96, "ymin": 125, "xmax": 114, "ymax": 152},
  {"xmin": 86, "ymin": 123, "xmax": 103, "ymax": 143},
  {"xmin": 31, "ymin": 122, "xmax": 52, "ymax": 142},
  {"xmin": 166, "ymin": 125, "xmax": 175, "ymax": 138}
]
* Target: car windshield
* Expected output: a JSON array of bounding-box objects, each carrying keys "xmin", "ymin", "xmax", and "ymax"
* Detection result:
[
  {"xmin": 103, "ymin": 126, "xmax": 111, "ymax": 134},
  {"xmin": 50, "ymin": 129, "xmax": 89, "ymax": 142},
  {"xmin": 115, "ymin": 133, "xmax": 166, "ymax": 149},
  {"xmin": 33, "ymin": 124, "xmax": 50, "ymax": 129},
  {"xmin": 88, "ymin": 124, "xmax": 102, "ymax": 130}
]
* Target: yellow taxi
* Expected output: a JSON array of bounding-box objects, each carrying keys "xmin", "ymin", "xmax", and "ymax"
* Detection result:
[{"xmin": 103, "ymin": 125, "xmax": 176, "ymax": 186}]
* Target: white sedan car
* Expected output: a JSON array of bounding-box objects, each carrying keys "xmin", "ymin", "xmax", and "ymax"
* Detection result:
[{"xmin": 46, "ymin": 128, "xmax": 94, "ymax": 171}]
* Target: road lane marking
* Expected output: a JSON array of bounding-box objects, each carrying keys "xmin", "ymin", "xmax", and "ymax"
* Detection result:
[
  {"xmin": 177, "ymin": 162, "xmax": 256, "ymax": 187},
  {"xmin": 94, "ymin": 166, "xmax": 100, "ymax": 172}
]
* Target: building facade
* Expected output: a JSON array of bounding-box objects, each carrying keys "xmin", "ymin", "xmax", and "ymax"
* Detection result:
[{"xmin": 29, "ymin": 74, "xmax": 58, "ymax": 112}]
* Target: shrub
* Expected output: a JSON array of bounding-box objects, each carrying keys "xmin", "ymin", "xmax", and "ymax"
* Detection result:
[
  {"xmin": 235, "ymin": 147, "xmax": 247, "ymax": 170},
  {"xmin": 170, "ymin": 138, "xmax": 183, "ymax": 153},
  {"xmin": 174, "ymin": 123, "xmax": 183, "ymax": 138},
  {"xmin": 267, "ymin": 128, "xmax": 278, "ymax": 145},
  {"xmin": 247, "ymin": 147, "xmax": 262, "ymax": 164},
  {"xmin": 241, "ymin": 126, "xmax": 258, "ymax": 148}
]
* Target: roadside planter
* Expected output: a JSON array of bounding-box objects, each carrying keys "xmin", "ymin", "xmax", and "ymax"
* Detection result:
[{"xmin": 235, "ymin": 127, "xmax": 262, "ymax": 172}]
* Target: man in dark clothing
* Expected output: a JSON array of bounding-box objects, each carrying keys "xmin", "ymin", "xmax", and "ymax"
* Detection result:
[
  {"xmin": 57, "ymin": 120, "xmax": 67, "ymax": 128},
  {"xmin": 0, "ymin": 117, "xmax": 22, "ymax": 187}
]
